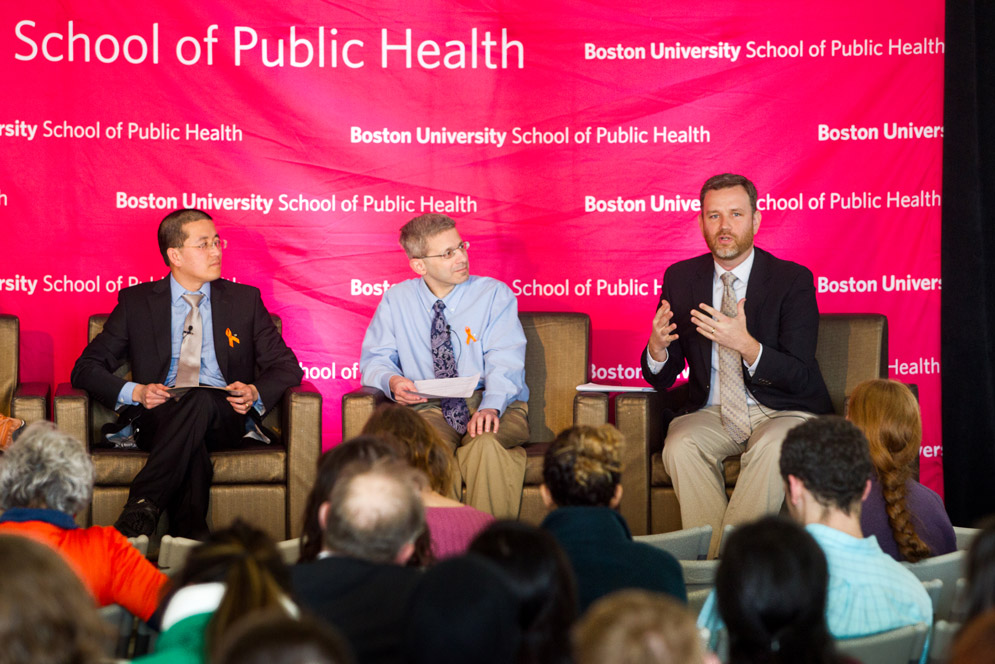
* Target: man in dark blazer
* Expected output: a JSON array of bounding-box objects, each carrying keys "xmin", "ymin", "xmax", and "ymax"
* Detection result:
[
  {"xmin": 292, "ymin": 458, "xmax": 425, "ymax": 664},
  {"xmin": 71, "ymin": 209, "xmax": 302, "ymax": 538},
  {"xmin": 641, "ymin": 173, "xmax": 831, "ymax": 557}
]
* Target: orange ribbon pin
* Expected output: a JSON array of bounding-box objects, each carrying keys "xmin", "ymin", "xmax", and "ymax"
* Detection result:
[
  {"xmin": 465, "ymin": 327, "xmax": 477, "ymax": 344},
  {"xmin": 226, "ymin": 328, "xmax": 240, "ymax": 347}
]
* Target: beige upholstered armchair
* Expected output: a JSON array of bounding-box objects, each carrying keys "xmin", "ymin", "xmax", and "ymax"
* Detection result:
[
  {"xmin": 0, "ymin": 314, "xmax": 49, "ymax": 424},
  {"xmin": 54, "ymin": 314, "xmax": 321, "ymax": 540},
  {"xmin": 615, "ymin": 313, "xmax": 889, "ymax": 535},
  {"xmin": 342, "ymin": 311, "xmax": 609, "ymax": 524}
]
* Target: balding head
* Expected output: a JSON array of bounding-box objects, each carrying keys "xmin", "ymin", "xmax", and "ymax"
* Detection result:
[{"xmin": 321, "ymin": 459, "xmax": 426, "ymax": 564}]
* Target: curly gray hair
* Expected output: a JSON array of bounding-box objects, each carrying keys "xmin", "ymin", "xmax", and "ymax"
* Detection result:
[{"xmin": 0, "ymin": 421, "xmax": 95, "ymax": 514}]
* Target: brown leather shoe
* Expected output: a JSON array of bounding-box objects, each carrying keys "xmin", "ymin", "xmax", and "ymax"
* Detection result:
[{"xmin": 113, "ymin": 498, "xmax": 161, "ymax": 538}]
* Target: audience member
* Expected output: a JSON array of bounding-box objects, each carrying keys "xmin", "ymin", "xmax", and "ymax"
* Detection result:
[
  {"xmin": 292, "ymin": 457, "xmax": 427, "ymax": 664},
  {"xmin": 135, "ymin": 521, "xmax": 295, "ymax": 664},
  {"xmin": 298, "ymin": 434, "xmax": 406, "ymax": 562},
  {"xmin": 0, "ymin": 420, "xmax": 167, "ymax": 621},
  {"xmin": 849, "ymin": 379, "xmax": 955, "ymax": 561},
  {"xmin": 962, "ymin": 516, "xmax": 995, "ymax": 623},
  {"xmin": 404, "ymin": 554, "xmax": 522, "ymax": 664},
  {"xmin": 469, "ymin": 520, "xmax": 578, "ymax": 664},
  {"xmin": 702, "ymin": 417, "xmax": 932, "ymax": 658},
  {"xmin": 949, "ymin": 608, "xmax": 995, "ymax": 664},
  {"xmin": 365, "ymin": 403, "xmax": 494, "ymax": 558},
  {"xmin": 540, "ymin": 424, "xmax": 686, "ymax": 611},
  {"xmin": 215, "ymin": 609, "xmax": 354, "ymax": 664},
  {"xmin": 716, "ymin": 516, "xmax": 848, "ymax": 664},
  {"xmin": 574, "ymin": 589, "xmax": 716, "ymax": 664},
  {"xmin": 0, "ymin": 534, "xmax": 109, "ymax": 664}
]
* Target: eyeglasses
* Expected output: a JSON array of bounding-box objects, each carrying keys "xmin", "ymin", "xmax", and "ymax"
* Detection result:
[
  {"xmin": 418, "ymin": 241, "xmax": 469, "ymax": 260},
  {"xmin": 181, "ymin": 238, "xmax": 227, "ymax": 252}
]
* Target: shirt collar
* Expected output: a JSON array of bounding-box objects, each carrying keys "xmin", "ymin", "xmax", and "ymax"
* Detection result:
[
  {"xmin": 713, "ymin": 246, "xmax": 755, "ymax": 286},
  {"xmin": 806, "ymin": 522, "xmax": 880, "ymax": 552},
  {"xmin": 169, "ymin": 274, "xmax": 211, "ymax": 305},
  {"xmin": 416, "ymin": 276, "xmax": 468, "ymax": 313},
  {"xmin": 0, "ymin": 507, "xmax": 79, "ymax": 529}
]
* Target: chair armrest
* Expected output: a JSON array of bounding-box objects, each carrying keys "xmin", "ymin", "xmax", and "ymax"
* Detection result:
[
  {"xmin": 341, "ymin": 387, "xmax": 388, "ymax": 439},
  {"xmin": 54, "ymin": 383, "xmax": 90, "ymax": 445},
  {"xmin": 12, "ymin": 382, "xmax": 50, "ymax": 423},
  {"xmin": 573, "ymin": 391, "xmax": 609, "ymax": 426},
  {"xmin": 283, "ymin": 382, "xmax": 322, "ymax": 538}
]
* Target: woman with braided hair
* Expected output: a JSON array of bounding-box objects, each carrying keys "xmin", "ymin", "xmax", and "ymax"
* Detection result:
[{"xmin": 848, "ymin": 379, "xmax": 955, "ymax": 562}]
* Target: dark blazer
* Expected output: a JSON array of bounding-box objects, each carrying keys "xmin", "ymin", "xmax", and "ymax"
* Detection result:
[
  {"xmin": 71, "ymin": 277, "xmax": 303, "ymax": 420},
  {"xmin": 292, "ymin": 557, "xmax": 423, "ymax": 664},
  {"xmin": 640, "ymin": 247, "xmax": 832, "ymax": 415}
]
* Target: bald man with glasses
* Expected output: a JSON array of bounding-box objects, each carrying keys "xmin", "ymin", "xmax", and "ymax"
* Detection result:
[
  {"xmin": 360, "ymin": 213, "xmax": 530, "ymax": 519},
  {"xmin": 71, "ymin": 208, "xmax": 302, "ymax": 538}
]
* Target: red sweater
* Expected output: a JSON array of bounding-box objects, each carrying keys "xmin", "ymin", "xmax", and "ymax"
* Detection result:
[{"xmin": 0, "ymin": 510, "xmax": 167, "ymax": 621}]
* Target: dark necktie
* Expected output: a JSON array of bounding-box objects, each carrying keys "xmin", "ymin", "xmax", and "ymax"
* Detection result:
[
  {"xmin": 718, "ymin": 272, "xmax": 751, "ymax": 443},
  {"xmin": 431, "ymin": 300, "xmax": 469, "ymax": 434},
  {"xmin": 176, "ymin": 293, "xmax": 204, "ymax": 388}
]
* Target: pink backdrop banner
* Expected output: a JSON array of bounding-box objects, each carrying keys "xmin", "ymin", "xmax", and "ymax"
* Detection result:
[{"xmin": 0, "ymin": 2, "xmax": 944, "ymax": 492}]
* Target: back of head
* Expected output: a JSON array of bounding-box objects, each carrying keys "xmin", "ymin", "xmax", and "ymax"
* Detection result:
[
  {"xmin": 322, "ymin": 458, "xmax": 426, "ymax": 564},
  {"xmin": 404, "ymin": 554, "xmax": 522, "ymax": 664},
  {"xmin": 362, "ymin": 403, "xmax": 454, "ymax": 496},
  {"xmin": 168, "ymin": 520, "xmax": 292, "ymax": 655},
  {"xmin": 573, "ymin": 589, "xmax": 704, "ymax": 664},
  {"xmin": 716, "ymin": 516, "xmax": 836, "ymax": 664},
  {"xmin": 299, "ymin": 434, "xmax": 405, "ymax": 562},
  {"xmin": 0, "ymin": 420, "xmax": 94, "ymax": 514},
  {"xmin": 0, "ymin": 534, "xmax": 108, "ymax": 664},
  {"xmin": 964, "ymin": 516, "xmax": 995, "ymax": 623},
  {"xmin": 469, "ymin": 521, "xmax": 578, "ymax": 664},
  {"xmin": 215, "ymin": 610, "xmax": 354, "ymax": 664},
  {"xmin": 779, "ymin": 416, "xmax": 872, "ymax": 515},
  {"xmin": 158, "ymin": 208, "xmax": 212, "ymax": 266},
  {"xmin": 543, "ymin": 424, "xmax": 623, "ymax": 507},
  {"xmin": 399, "ymin": 213, "xmax": 456, "ymax": 258},
  {"xmin": 950, "ymin": 608, "xmax": 995, "ymax": 664},
  {"xmin": 848, "ymin": 379, "xmax": 931, "ymax": 560}
]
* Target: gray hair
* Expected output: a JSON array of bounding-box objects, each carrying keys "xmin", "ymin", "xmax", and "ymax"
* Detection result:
[
  {"xmin": 323, "ymin": 458, "xmax": 426, "ymax": 563},
  {"xmin": 0, "ymin": 421, "xmax": 95, "ymax": 514}
]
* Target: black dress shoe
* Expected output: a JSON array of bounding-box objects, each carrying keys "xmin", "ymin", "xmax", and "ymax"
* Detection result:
[{"xmin": 113, "ymin": 498, "xmax": 161, "ymax": 538}]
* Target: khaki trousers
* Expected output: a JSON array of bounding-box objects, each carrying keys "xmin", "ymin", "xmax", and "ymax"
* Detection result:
[
  {"xmin": 662, "ymin": 404, "xmax": 814, "ymax": 557},
  {"xmin": 415, "ymin": 392, "xmax": 530, "ymax": 519}
]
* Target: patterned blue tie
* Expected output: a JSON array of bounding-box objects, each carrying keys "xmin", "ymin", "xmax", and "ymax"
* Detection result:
[{"xmin": 432, "ymin": 300, "xmax": 469, "ymax": 434}]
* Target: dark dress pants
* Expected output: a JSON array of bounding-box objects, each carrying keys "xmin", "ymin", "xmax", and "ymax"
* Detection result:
[{"xmin": 132, "ymin": 388, "xmax": 246, "ymax": 537}]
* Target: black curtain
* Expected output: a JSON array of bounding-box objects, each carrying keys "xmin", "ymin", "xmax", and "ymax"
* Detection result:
[{"xmin": 942, "ymin": 1, "xmax": 995, "ymax": 525}]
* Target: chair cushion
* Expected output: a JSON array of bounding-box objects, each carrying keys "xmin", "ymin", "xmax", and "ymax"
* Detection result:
[
  {"xmin": 92, "ymin": 444, "xmax": 287, "ymax": 485},
  {"xmin": 523, "ymin": 442, "xmax": 551, "ymax": 486}
]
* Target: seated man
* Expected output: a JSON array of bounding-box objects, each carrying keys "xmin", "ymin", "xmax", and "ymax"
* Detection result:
[
  {"xmin": 641, "ymin": 173, "xmax": 832, "ymax": 557},
  {"xmin": 292, "ymin": 457, "xmax": 427, "ymax": 664},
  {"xmin": 360, "ymin": 213, "xmax": 530, "ymax": 518},
  {"xmin": 71, "ymin": 208, "xmax": 303, "ymax": 538},
  {"xmin": 0, "ymin": 421, "xmax": 167, "ymax": 622},
  {"xmin": 698, "ymin": 417, "xmax": 932, "ymax": 658}
]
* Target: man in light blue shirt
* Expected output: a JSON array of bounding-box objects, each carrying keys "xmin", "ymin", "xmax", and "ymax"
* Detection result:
[
  {"xmin": 698, "ymin": 417, "xmax": 932, "ymax": 661},
  {"xmin": 360, "ymin": 213, "xmax": 529, "ymax": 518}
]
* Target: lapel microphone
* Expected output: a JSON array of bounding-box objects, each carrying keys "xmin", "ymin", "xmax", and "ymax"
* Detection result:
[{"xmin": 182, "ymin": 325, "xmax": 194, "ymax": 337}]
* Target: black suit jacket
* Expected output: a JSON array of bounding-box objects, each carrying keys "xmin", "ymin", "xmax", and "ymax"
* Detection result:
[
  {"xmin": 292, "ymin": 557, "xmax": 423, "ymax": 664},
  {"xmin": 71, "ymin": 277, "xmax": 303, "ymax": 420},
  {"xmin": 640, "ymin": 247, "xmax": 832, "ymax": 415}
]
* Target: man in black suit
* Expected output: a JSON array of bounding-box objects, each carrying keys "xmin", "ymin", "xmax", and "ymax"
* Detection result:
[
  {"xmin": 641, "ymin": 173, "xmax": 832, "ymax": 557},
  {"xmin": 292, "ymin": 458, "xmax": 425, "ymax": 664},
  {"xmin": 71, "ymin": 209, "xmax": 302, "ymax": 538}
]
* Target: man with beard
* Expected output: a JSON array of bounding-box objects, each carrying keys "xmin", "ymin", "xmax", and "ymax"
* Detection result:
[
  {"xmin": 360, "ymin": 213, "xmax": 530, "ymax": 519},
  {"xmin": 640, "ymin": 173, "xmax": 832, "ymax": 557}
]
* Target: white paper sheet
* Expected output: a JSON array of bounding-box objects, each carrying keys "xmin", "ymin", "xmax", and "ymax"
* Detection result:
[{"xmin": 412, "ymin": 373, "xmax": 481, "ymax": 398}]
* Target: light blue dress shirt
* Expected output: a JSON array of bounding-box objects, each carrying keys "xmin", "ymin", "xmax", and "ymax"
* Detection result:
[
  {"xmin": 360, "ymin": 275, "xmax": 528, "ymax": 416},
  {"xmin": 697, "ymin": 523, "xmax": 933, "ymax": 662}
]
